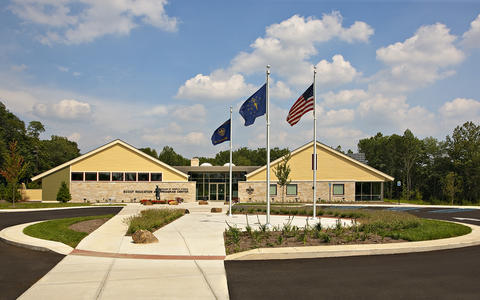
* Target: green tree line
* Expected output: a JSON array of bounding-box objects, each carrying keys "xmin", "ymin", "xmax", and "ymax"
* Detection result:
[
  {"xmin": 0, "ymin": 102, "xmax": 80, "ymax": 198},
  {"xmin": 141, "ymin": 145, "xmax": 291, "ymax": 166},
  {"xmin": 358, "ymin": 121, "xmax": 480, "ymax": 204}
]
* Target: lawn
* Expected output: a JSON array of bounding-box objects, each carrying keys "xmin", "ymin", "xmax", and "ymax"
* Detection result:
[
  {"xmin": 224, "ymin": 206, "xmax": 472, "ymax": 254},
  {"xmin": 124, "ymin": 208, "xmax": 185, "ymax": 235},
  {"xmin": 0, "ymin": 202, "xmax": 125, "ymax": 209},
  {"xmin": 23, "ymin": 214, "xmax": 115, "ymax": 248}
]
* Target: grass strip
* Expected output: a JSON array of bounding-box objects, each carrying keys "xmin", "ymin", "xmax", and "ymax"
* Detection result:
[
  {"xmin": 23, "ymin": 214, "xmax": 114, "ymax": 248},
  {"xmin": 225, "ymin": 206, "xmax": 472, "ymax": 254},
  {"xmin": 124, "ymin": 208, "xmax": 185, "ymax": 235},
  {"xmin": 0, "ymin": 202, "xmax": 125, "ymax": 209}
]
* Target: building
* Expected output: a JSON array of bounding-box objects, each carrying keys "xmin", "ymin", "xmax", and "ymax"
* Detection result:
[
  {"xmin": 31, "ymin": 139, "xmax": 393, "ymax": 203},
  {"xmin": 238, "ymin": 141, "xmax": 393, "ymax": 202},
  {"xmin": 31, "ymin": 140, "xmax": 195, "ymax": 203}
]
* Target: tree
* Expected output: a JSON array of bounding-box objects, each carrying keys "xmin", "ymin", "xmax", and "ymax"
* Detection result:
[
  {"xmin": 443, "ymin": 172, "xmax": 460, "ymax": 205},
  {"xmin": 445, "ymin": 121, "xmax": 480, "ymax": 203},
  {"xmin": 399, "ymin": 129, "xmax": 422, "ymax": 200},
  {"xmin": 56, "ymin": 181, "xmax": 72, "ymax": 203},
  {"xmin": 273, "ymin": 153, "xmax": 291, "ymax": 202},
  {"xmin": 0, "ymin": 141, "xmax": 29, "ymax": 206},
  {"xmin": 158, "ymin": 146, "xmax": 189, "ymax": 166},
  {"xmin": 140, "ymin": 147, "xmax": 158, "ymax": 159},
  {"xmin": 27, "ymin": 121, "xmax": 45, "ymax": 139}
]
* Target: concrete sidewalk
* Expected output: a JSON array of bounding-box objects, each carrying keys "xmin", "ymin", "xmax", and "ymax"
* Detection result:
[
  {"xmin": 12, "ymin": 202, "xmax": 480, "ymax": 299},
  {"xmin": 20, "ymin": 203, "xmax": 231, "ymax": 300}
]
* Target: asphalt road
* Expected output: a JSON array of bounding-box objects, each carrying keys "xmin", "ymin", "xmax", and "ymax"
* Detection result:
[
  {"xmin": 0, "ymin": 207, "xmax": 122, "ymax": 300},
  {"xmin": 225, "ymin": 206, "xmax": 480, "ymax": 300}
]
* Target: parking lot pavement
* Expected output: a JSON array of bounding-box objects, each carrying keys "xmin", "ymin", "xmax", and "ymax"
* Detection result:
[{"xmin": 0, "ymin": 207, "xmax": 122, "ymax": 300}]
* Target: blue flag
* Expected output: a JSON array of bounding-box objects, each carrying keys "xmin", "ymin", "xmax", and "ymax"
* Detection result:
[
  {"xmin": 239, "ymin": 84, "xmax": 266, "ymax": 126},
  {"xmin": 211, "ymin": 119, "xmax": 231, "ymax": 145}
]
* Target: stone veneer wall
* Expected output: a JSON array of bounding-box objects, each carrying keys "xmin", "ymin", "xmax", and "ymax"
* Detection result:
[
  {"xmin": 238, "ymin": 181, "xmax": 355, "ymax": 203},
  {"xmin": 70, "ymin": 181, "xmax": 196, "ymax": 203}
]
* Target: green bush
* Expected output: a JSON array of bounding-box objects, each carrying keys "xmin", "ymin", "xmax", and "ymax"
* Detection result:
[
  {"xmin": 1, "ymin": 183, "xmax": 21, "ymax": 202},
  {"xmin": 125, "ymin": 208, "xmax": 185, "ymax": 234},
  {"xmin": 56, "ymin": 181, "xmax": 72, "ymax": 203}
]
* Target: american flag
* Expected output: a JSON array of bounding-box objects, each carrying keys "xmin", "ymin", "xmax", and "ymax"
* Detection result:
[{"xmin": 286, "ymin": 84, "xmax": 314, "ymax": 126}]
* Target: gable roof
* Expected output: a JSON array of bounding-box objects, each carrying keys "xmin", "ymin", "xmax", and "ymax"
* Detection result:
[
  {"xmin": 246, "ymin": 140, "xmax": 394, "ymax": 181},
  {"xmin": 31, "ymin": 139, "xmax": 189, "ymax": 181}
]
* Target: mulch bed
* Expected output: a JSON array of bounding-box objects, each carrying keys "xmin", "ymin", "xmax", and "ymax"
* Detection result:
[
  {"xmin": 225, "ymin": 229, "xmax": 406, "ymax": 255},
  {"xmin": 68, "ymin": 218, "xmax": 110, "ymax": 234}
]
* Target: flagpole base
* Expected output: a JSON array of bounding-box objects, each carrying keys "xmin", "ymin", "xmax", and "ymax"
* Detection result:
[{"xmin": 265, "ymin": 223, "xmax": 273, "ymax": 230}]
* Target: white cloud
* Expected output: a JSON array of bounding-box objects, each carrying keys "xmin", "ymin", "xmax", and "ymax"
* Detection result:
[
  {"xmin": 372, "ymin": 23, "xmax": 464, "ymax": 94},
  {"xmin": 72, "ymin": 71, "xmax": 81, "ymax": 77},
  {"xmin": 439, "ymin": 98, "xmax": 480, "ymax": 125},
  {"xmin": 317, "ymin": 107, "xmax": 355, "ymax": 126},
  {"xmin": 178, "ymin": 12, "xmax": 372, "ymax": 100},
  {"xmin": 57, "ymin": 66, "xmax": 69, "ymax": 72},
  {"xmin": 10, "ymin": 64, "xmax": 28, "ymax": 72},
  {"xmin": 142, "ymin": 129, "xmax": 207, "ymax": 147},
  {"xmin": 462, "ymin": 14, "xmax": 480, "ymax": 48},
  {"xmin": 321, "ymin": 89, "xmax": 368, "ymax": 108},
  {"xmin": 315, "ymin": 55, "xmax": 359, "ymax": 87},
  {"xmin": 176, "ymin": 73, "xmax": 254, "ymax": 101},
  {"xmin": 145, "ymin": 105, "xmax": 168, "ymax": 116},
  {"xmin": 172, "ymin": 104, "xmax": 207, "ymax": 121},
  {"xmin": 68, "ymin": 132, "xmax": 81, "ymax": 142},
  {"xmin": 33, "ymin": 99, "xmax": 92, "ymax": 120},
  {"xmin": 357, "ymin": 94, "xmax": 436, "ymax": 136},
  {"xmin": 10, "ymin": 0, "xmax": 178, "ymax": 45}
]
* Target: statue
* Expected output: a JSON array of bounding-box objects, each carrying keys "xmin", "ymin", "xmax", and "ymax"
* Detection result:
[{"xmin": 155, "ymin": 185, "xmax": 161, "ymax": 200}]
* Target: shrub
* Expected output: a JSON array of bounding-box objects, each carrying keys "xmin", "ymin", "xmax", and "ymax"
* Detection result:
[
  {"xmin": 125, "ymin": 208, "xmax": 185, "ymax": 234},
  {"xmin": 56, "ymin": 181, "xmax": 71, "ymax": 203}
]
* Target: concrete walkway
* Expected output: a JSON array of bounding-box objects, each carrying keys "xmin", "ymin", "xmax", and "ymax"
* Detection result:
[{"xmin": 5, "ymin": 202, "xmax": 480, "ymax": 299}]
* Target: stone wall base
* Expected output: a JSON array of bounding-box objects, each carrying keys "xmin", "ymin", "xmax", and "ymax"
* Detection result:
[
  {"xmin": 238, "ymin": 181, "xmax": 355, "ymax": 203},
  {"xmin": 70, "ymin": 182, "xmax": 196, "ymax": 203}
]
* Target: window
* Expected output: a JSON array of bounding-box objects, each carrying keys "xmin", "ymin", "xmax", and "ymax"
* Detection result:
[
  {"xmin": 138, "ymin": 172, "xmax": 149, "ymax": 181},
  {"xmin": 286, "ymin": 184, "xmax": 297, "ymax": 195},
  {"xmin": 125, "ymin": 172, "xmax": 137, "ymax": 181},
  {"xmin": 270, "ymin": 184, "xmax": 277, "ymax": 195},
  {"xmin": 71, "ymin": 172, "xmax": 83, "ymax": 181},
  {"xmin": 333, "ymin": 184, "xmax": 344, "ymax": 195},
  {"xmin": 98, "ymin": 172, "xmax": 111, "ymax": 181},
  {"xmin": 112, "ymin": 172, "xmax": 124, "ymax": 181},
  {"xmin": 151, "ymin": 173, "xmax": 162, "ymax": 181},
  {"xmin": 85, "ymin": 172, "xmax": 97, "ymax": 181}
]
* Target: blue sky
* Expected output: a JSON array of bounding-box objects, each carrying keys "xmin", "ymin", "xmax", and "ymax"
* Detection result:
[{"xmin": 1, "ymin": 0, "xmax": 480, "ymax": 158}]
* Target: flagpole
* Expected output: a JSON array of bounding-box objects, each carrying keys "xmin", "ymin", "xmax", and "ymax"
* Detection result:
[
  {"xmin": 266, "ymin": 65, "xmax": 271, "ymax": 228},
  {"xmin": 312, "ymin": 66, "xmax": 318, "ymax": 220},
  {"xmin": 229, "ymin": 106, "xmax": 233, "ymax": 217}
]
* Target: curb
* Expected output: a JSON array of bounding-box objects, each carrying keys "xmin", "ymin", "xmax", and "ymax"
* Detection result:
[
  {"xmin": 0, "ymin": 221, "xmax": 73, "ymax": 255},
  {"xmin": 226, "ymin": 222, "xmax": 480, "ymax": 261},
  {"xmin": 0, "ymin": 205, "xmax": 126, "ymax": 213}
]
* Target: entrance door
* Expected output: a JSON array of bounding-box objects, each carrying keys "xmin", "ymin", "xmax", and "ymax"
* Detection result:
[{"xmin": 209, "ymin": 183, "xmax": 225, "ymax": 201}]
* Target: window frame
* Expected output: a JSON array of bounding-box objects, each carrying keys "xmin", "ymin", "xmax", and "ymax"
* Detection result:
[
  {"xmin": 150, "ymin": 173, "xmax": 163, "ymax": 182},
  {"xmin": 125, "ymin": 172, "xmax": 137, "ymax": 182},
  {"xmin": 270, "ymin": 184, "xmax": 277, "ymax": 196},
  {"xmin": 286, "ymin": 184, "xmax": 297, "ymax": 196},
  {"xmin": 138, "ymin": 172, "xmax": 150, "ymax": 182},
  {"xmin": 333, "ymin": 183, "xmax": 345, "ymax": 196},
  {"xmin": 71, "ymin": 172, "xmax": 84, "ymax": 181},
  {"xmin": 98, "ymin": 172, "xmax": 111, "ymax": 182},
  {"xmin": 111, "ymin": 172, "xmax": 124, "ymax": 182}
]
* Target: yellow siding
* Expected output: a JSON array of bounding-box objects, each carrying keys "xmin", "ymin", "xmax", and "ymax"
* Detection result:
[
  {"xmin": 71, "ymin": 144, "xmax": 186, "ymax": 181},
  {"xmin": 248, "ymin": 144, "xmax": 387, "ymax": 182},
  {"xmin": 42, "ymin": 166, "xmax": 70, "ymax": 201}
]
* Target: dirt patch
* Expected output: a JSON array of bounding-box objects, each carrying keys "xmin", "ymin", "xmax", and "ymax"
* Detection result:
[
  {"xmin": 69, "ymin": 218, "xmax": 109, "ymax": 234},
  {"xmin": 225, "ymin": 229, "xmax": 407, "ymax": 255}
]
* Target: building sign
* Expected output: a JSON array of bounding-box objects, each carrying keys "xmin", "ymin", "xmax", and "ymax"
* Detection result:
[{"xmin": 123, "ymin": 188, "xmax": 189, "ymax": 194}]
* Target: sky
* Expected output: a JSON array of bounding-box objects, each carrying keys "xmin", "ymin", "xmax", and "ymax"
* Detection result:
[{"xmin": 1, "ymin": 0, "xmax": 480, "ymax": 158}]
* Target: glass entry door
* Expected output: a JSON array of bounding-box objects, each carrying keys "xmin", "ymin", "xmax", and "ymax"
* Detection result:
[{"xmin": 209, "ymin": 183, "xmax": 225, "ymax": 201}]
